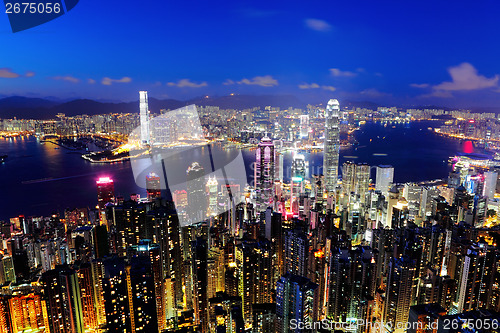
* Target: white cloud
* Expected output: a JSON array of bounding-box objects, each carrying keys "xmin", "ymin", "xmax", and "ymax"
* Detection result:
[
  {"xmin": 238, "ymin": 75, "xmax": 278, "ymax": 87},
  {"xmin": 102, "ymin": 77, "xmax": 132, "ymax": 85},
  {"xmin": 88, "ymin": 78, "xmax": 96, "ymax": 84},
  {"xmin": 304, "ymin": 18, "xmax": 332, "ymax": 32},
  {"xmin": 433, "ymin": 63, "xmax": 498, "ymax": 91},
  {"xmin": 0, "ymin": 68, "xmax": 21, "ymax": 78},
  {"xmin": 330, "ymin": 68, "xmax": 357, "ymax": 77},
  {"xmin": 167, "ymin": 79, "xmax": 208, "ymax": 88},
  {"xmin": 322, "ymin": 85, "xmax": 336, "ymax": 92},
  {"xmin": 223, "ymin": 79, "xmax": 235, "ymax": 85},
  {"xmin": 25, "ymin": 71, "xmax": 35, "ymax": 77},
  {"xmin": 298, "ymin": 83, "xmax": 320, "ymax": 89},
  {"xmin": 410, "ymin": 83, "xmax": 429, "ymax": 88},
  {"xmin": 52, "ymin": 75, "xmax": 80, "ymax": 83},
  {"xmin": 298, "ymin": 83, "xmax": 336, "ymax": 91}
]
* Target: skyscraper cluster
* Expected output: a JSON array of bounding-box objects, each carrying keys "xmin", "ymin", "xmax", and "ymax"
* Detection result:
[{"xmin": 1, "ymin": 98, "xmax": 500, "ymax": 333}]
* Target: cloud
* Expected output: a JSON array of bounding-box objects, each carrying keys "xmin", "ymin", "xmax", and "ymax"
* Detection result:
[
  {"xmin": 305, "ymin": 18, "xmax": 332, "ymax": 32},
  {"xmin": 52, "ymin": 75, "xmax": 80, "ymax": 83},
  {"xmin": 330, "ymin": 68, "xmax": 357, "ymax": 77},
  {"xmin": 167, "ymin": 79, "xmax": 208, "ymax": 88},
  {"xmin": 433, "ymin": 63, "xmax": 499, "ymax": 91},
  {"xmin": 101, "ymin": 77, "xmax": 132, "ymax": 85},
  {"xmin": 299, "ymin": 83, "xmax": 320, "ymax": 89},
  {"xmin": 298, "ymin": 82, "xmax": 336, "ymax": 91},
  {"xmin": 25, "ymin": 71, "xmax": 35, "ymax": 77},
  {"xmin": 0, "ymin": 68, "xmax": 21, "ymax": 78},
  {"xmin": 238, "ymin": 75, "xmax": 278, "ymax": 87},
  {"xmin": 223, "ymin": 79, "xmax": 235, "ymax": 85},
  {"xmin": 410, "ymin": 83, "xmax": 430, "ymax": 88},
  {"xmin": 322, "ymin": 85, "xmax": 336, "ymax": 92},
  {"xmin": 88, "ymin": 78, "xmax": 96, "ymax": 84}
]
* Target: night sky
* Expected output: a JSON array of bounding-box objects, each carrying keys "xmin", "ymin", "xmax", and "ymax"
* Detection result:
[{"xmin": 1, "ymin": 0, "xmax": 500, "ymax": 107}]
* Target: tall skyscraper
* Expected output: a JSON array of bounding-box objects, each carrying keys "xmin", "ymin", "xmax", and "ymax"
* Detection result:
[
  {"xmin": 96, "ymin": 177, "xmax": 115, "ymax": 210},
  {"xmin": 376, "ymin": 165, "xmax": 394, "ymax": 198},
  {"xmin": 299, "ymin": 115, "xmax": 310, "ymax": 138},
  {"xmin": 323, "ymin": 99, "xmax": 341, "ymax": 195},
  {"xmin": 187, "ymin": 162, "xmax": 207, "ymax": 221},
  {"xmin": 255, "ymin": 137, "xmax": 275, "ymax": 212},
  {"xmin": 146, "ymin": 172, "xmax": 162, "ymax": 200},
  {"xmin": 483, "ymin": 171, "xmax": 498, "ymax": 200},
  {"xmin": 276, "ymin": 273, "xmax": 318, "ymax": 333},
  {"xmin": 139, "ymin": 90, "xmax": 150, "ymax": 145}
]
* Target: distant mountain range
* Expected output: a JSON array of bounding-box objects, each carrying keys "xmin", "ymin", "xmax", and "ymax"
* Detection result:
[
  {"xmin": 0, "ymin": 94, "xmax": 309, "ymax": 119},
  {"xmin": 0, "ymin": 95, "xmax": 495, "ymax": 120}
]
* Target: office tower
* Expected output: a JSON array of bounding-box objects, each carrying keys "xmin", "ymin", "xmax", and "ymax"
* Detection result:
[
  {"xmin": 0, "ymin": 256, "xmax": 16, "ymax": 285},
  {"xmin": 384, "ymin": 256, "xmax": 416, "ymax": 333},
  {"xmin": 323, "ymin": 99, "xmax": 341, "ymax": 195},
  {"xmin": 187, "ymin": 162, "xmax": 207, "ymax": 221},
  {"xmin": 235, "ymin": 240, "xmax": 272, "ymax": 324},
  {"xmin": 96, "ymin": 177, "xmax": 114, "ymax": 211},
  {"xmin": 291, "ymin": 154, "xmax": 307, "ymax": 214},
  {"xmin": 192, "ymin": 237, "xmax": 209, "ymax": 331},
  {"xmin": 276, "ymin": 273, "xmax": 318, "ymax": 333},
  {"xmin": 91, "ymin": 260, "xmax": 106, "ymax": 327},
  {"xmin": 146, "ymin": 172, "xmax": 162, "ymax": 200},
  {"xmin": 139, "ymin": 90, "xmax": 150, "ymax": 145},
  {"xmin": 108, "ymin": 200, "xmax": 149, "ymax": 256},
  {"xmin": 207, "ymin": 176, "xmax": 219, "ymax": 217},
  {"xmin": 483, "ymin": 171, "xmax": 498, "ymax": 199},
  {"xmin": 284, "ymin": 229, "xmax": 309, "ymax": 277},
  {"xmin": 77, "ymin": 264, "xmax": 97, "ymax": 330},
  {"xmin": 355, "ymin": 163, "xmax": 370, "ymax": 205},
  {"xmin": 102, "ymin": 257, "xmax": 129, "ymax": 332},
  {"xmin": 151, "ymin": 208, "xmax": 183, "ymax": 310},
  {"xmin": 42, "ymin": 266, "xmax": 84, "ymax": 333},
  {"xmin": 342, "ymin": 162, "xmax": 370, "ymax": 205},
  {"xmin": 255, "ymin": 137, "xmax": 275, "ymax": 212},
  {"xmin": 456, "ymin": 244, "xmax": 495, "ymax": 313},
  {"xmin": 376, "ymin": 165, "xmax": 394, "ymax": 198},
  {"xmin": 172, "ymin": 189, "xmax": 188, "ymax": 209},
  {"xmin": 299, "ymin": 115, "xmax": 310, "ymax": 138}
]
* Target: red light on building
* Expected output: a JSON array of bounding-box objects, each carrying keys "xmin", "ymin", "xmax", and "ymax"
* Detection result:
[
  {"xmin": 96, "ymin": 177, "xmax": 115, "ymax": 210},
  {"xmin": 463, "ymin": 140, "xmax": 474, "ymax": 154},
  {"xmin": 146, "ymin": 172, "xmax": 161, "ymax": 200}
]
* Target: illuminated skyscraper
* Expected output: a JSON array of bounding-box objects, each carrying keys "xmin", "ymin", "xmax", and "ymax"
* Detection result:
[
  {"xmin": 187, "ymin": 162, "xmax": 207, "ymax": 221},
  {"xmin": 206, "ymin": 176, "xmax": 218, "ymax": 216},
  {"xmin": 483, "ymin": 171, "xmax": 498, "ymax": 200},
  {"xmin": 376, "ymin": 165, "xmax": 394, "ymax": 198},
  {"xmin": 146, "ymin": 172, "xmax": 162, "ymax": 200},
  {"xmin": 139, "ymin": 90, "xmax": 150, "ymax": 145},
  {"xmin": 255, "ymin": 137, "xmax": 275, "ymax": 212},
  {"xmin": 299, "ymin": 115, "xmax": 310, "ymax": 138},
  {"xmin": 291, "ymin": 154, "xmax": 307, "ymax": 215},
  {"xmin": 96, "ymin": 177, "xmax": 115, "ymax": 210},
  {"xmin": 276, "ymin": 273, "xmax": 318, "ymax": 333},
  {"xmin": 323, "ymin": 99, "xmax": 340, "ymax": 195}
]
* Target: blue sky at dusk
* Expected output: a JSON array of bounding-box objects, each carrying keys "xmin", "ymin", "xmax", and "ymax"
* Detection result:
[{"xmin": 1, "ymin": 0, "xmax": 500, "ymax": 107}]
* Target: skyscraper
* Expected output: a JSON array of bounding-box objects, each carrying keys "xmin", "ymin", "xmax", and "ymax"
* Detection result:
[
  {"xmin": 299, "ymin": 115, "xmax": 310, "ymax": 138},
  {"xmin": 255, "ymin": 137, "xmax": 275, "ymax": 212},
  {"xmin": 376, "ymin": 165, "xmax": 394, "ymax": 198},
  {"xmin": 146, "ymin": 172, "xmax": 162, "ymax": 200},
  {"xmin": 186, "ymin": 162, "xmax": 207, "ymax": 221},
  {"xmin": 96, "ymin": 177, "xmax": 114, "ymax": 210},
  {"xmin": 139, "ymin": 90, "xmax": 150, "ymax": 145},
  {"xmin": 483, "ymin": 171, "xmax": 498, "ymax": 200},
  {"xmin": 323, "ymin": 99, "xmax": 340, "ymax": 195}
]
